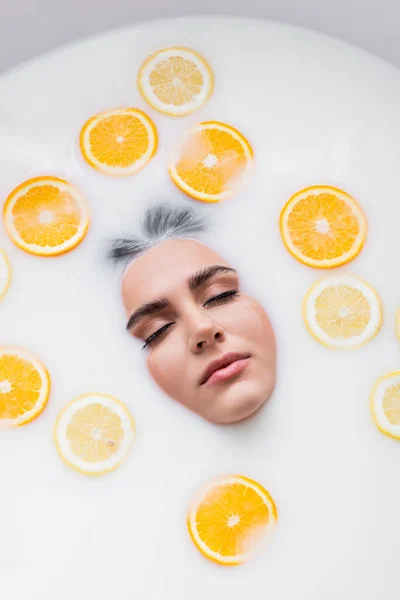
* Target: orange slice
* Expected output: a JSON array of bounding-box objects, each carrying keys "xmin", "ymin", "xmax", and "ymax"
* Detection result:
[
  {"xmin": 0, "ymin": 249, "xmax": 11, "ymax": 301},
  {"xmin": 0, "ymin": 346, "xmax": 50, "ymax": 427},
  {"xmin": 54, "ymin": 393, "xmax": 135, "ymax": 476},
  {"xmin": 188, "ymin": 475, "xmax": 277, "ymax": 565},
  {"xmin": 169, "ymin": 121, "xmax": 253, "ymax": 202},
  {"xmin": 371, "ymin": 371, "xmax": 400, "ymax": 440},
  {"xmin": 3, "ymin": 176, "xmax": 89, "ymax": 256},
  {"xmin": 80, "ymin": 108, "xmax": 158, "ymax": 176},
  {"xmin": 280, "ymin": 185, "xmax": 367, "ymax": 268},
  {"xmin": 138, "ymin": 47, "xmax": 214, "ymax": 116}
]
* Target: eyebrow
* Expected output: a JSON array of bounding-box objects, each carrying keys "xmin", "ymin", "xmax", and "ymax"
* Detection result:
[{"xmin": 126, "ymin": 265, "xmax": 237, "ymax": 331}]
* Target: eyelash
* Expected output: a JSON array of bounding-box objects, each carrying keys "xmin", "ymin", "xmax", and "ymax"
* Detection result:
[{"xmin": 142, "ymin": 290, "xmax": 240, "ymax": 350}]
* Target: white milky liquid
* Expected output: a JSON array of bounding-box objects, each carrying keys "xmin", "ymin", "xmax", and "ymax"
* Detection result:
[{"xmin": 0, "ymin": 16, "xmax": 399, "ymax": 600}]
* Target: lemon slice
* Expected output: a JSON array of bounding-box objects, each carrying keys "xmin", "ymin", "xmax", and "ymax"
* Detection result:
[
  {"xmin": 80, "ymin": 108, "xmax": 158, "ymax": 176},
  {"xmin": 280, "ymin": 185, "xmax": 367, "ymax": 268},
  {"xmin": 188, "ymin": 475, "xmax": 277, "ymax": 565},
  {"xmin": 371, "ymin": 371, "xmax": 400, "ymax": 440},
  {"xmin": 3, "ymin": 176, "xmax": 90, "ymax": 256},
  {"xmin": 0, "ymin": 346, "xmax": 51, "ymax": 427},
  {"xmin": 169, "ymin": 120, "xmax": 253, "ymax": 202},
  {"xmin": 54, "ymin": 393, "xmax": 135, "ymax": 476},
  {"xmin": 0, "ymin": 249, "xmax": 11, "ymax": 301},
  {"xmin": 138, "ymin": 46, "xmax": 214, "ymax": 116},
  {"xmin": 303, "ymin": 275, "xmax": 382, "ymax": 349},
  {"xmin": 396, "ymin": 308, "xmax": 400, "ymax": 342}
]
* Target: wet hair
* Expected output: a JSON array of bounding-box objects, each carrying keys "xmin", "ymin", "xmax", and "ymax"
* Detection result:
[{"xmin": 108, "ymin": 202, "xmax": 209, "ymax": 267}]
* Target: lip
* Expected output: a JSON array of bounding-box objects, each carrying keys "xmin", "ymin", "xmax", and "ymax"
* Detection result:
[{"xmin": 199, "ymin": 352, "xmax": 251, "ymax": 386}]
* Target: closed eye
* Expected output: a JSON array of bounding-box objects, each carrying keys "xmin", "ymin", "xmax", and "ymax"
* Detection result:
[
  {"xmin": 204, "ymin": 289, "xmax": 239, "ymax": 306},
  {"xmin": 142, "ymin": 322, "xmax": 173, "ymax": 350},
  {"xmin": 142, "ymin": 290, "xmax": 240, "ymax": 350}
]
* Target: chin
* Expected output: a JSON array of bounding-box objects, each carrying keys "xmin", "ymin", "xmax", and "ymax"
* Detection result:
[{"xmin": 212, "ymin": 390, "xmax": 268, "ymax": 425}]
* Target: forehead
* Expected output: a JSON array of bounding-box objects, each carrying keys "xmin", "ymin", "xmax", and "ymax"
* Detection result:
[{"xmin": 121, "ymin": 238, "xmax": 230, "ymax": 309}]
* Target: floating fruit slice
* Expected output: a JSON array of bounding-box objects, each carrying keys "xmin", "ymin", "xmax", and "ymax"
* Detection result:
[
  {"xmin": 3, "ymin": 176, "xmax": 90, "ymax": 256},
  {"xmin": 169, "ymin": 121, "xmax": 253, "ymax": 202},
  {"xmin": 303, "ymin": 275, "xmax": 382, "ymax": 349},
  {"xmin": 371, "ymin": 371, "xmax": 400, "ymax": 440},
  {"xmin": 54, "ymin": 393, "xmax": 135, "ymax": 476},
  {"xmin": 280, "ymin": 185, "xmax": 367, "ymax": 268},
  {"xmin": 0, "ymin": 346, "xmax": 50, "ymax": 427},
  {"xmin": 187, "ymin": 475, "xmax": 277, "ymax": 566},
  {"xmin": 138, "ymin": 46, "xmax": 214, "ymax": 116},
  {"xmin": 80, "ymin": 107, "xmax": 158, "ymax": 176},
  {"xmin": 0, "ymin": 249, "xmax": 11, "ymax": 301}
]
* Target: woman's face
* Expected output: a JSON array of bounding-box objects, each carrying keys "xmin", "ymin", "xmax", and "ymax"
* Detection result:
[{"xmin": 121, "ymin": 238, "xmax": 276, "ymax": 424}]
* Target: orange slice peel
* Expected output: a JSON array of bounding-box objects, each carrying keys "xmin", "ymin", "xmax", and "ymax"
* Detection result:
[
  {"xmin": 0, "ymin": 345, "xmax": 50, "ymax": 427},
  {"xmin": 80, "ymin": 107, "xmax": 158, "ymax": 176},
  {"xmin": 280, "ymin": 185, "xmax": 367, "ymax": 268},
  {"xmin": 169, "ymin": 120, "xmax": 253, "ymax": 202},
  {"xmin": 188, "ymin": 474, "xmax": 277, "ymax": 565},
  {"xmin": 3, "ymin": 176, "xmax": 90, "ymax": 256}
]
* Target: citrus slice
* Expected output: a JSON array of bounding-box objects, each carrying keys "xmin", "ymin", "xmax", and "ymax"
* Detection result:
[
  {"xmin": 280, "ymin": 185, "xmax": 367, "ymax": 268},
  {"xmin": 3, "ymin": 176, "xmax": 90, "ymax": 256},
  {"xmin": 303, "ymin": 275, "xmax": 382, "ymax": 349},
  {"xmin": 188, "ymin": 475, "xmax": 277, "ymax": 565},
  {"xmin": 0, "ymin": 346, "xmax": 50, "ymax": 427},
  {"xmin": 396, "ymin": 308, "xmax": 400, "ymax": 342},
  {"xmin": 169, "ymin": 121, "xmax": 253, "ymax": 202},
  {"xmin": 138, "ymin": 47, "xmax": 214, "ymax": 116},
  {"xmin": 371, "ymin": 371, "xmax": 400, "ymax": 440},
  {"xmin": 0, "ymin": 249, "xmax": 11, "ymax": 301},
  {"xmin": 80, "ymin": 108, "xmax": 158, "ymax": 176},
  {"xmin": 54, "ymin": 393, "xmax": 135, "ymax": 476}
]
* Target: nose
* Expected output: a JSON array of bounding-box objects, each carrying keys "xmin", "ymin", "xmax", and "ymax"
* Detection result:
[{"xmin": 188, "ymin": 309, "xmax": 225, "ymax": 353}]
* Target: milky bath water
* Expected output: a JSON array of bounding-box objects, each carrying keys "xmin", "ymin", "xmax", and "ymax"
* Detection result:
[{"xmin": 0, "ymin": 16, "xmax": 399, "ymax": 600}]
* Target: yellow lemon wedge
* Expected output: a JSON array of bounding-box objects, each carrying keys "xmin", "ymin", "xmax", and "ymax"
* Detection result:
[
  {"xmin": 303, "ymin": 275, "xmax": 382, "ymax": 349},
  {"xmin": 280, "ymin": 185, "xmax": 367, "ymax": 268},
  {"xmin": 0, "ymin": 249, "xmax": 11, "ymax": 301},
  {"xmin": 54, "ymin": 393, "xmax": 135, "ymax": 476},
  {"xmin": 187, "ymin": 475, "xmax": 277, "ymax": 566},
  {"xmin": 138, "ymin": 46, "xmax": 214, "ymax": 116},
  {"xmin": 80, "ymin": 107, "xmax": 158, "ymax": 176},
  {"xmin": 0, "ymin": 346, "xmax": 50, "ymax": 427},
  {"xmin": 3, "ymin": 176, "xmax": 90, "ymax": 256},
  {"xmin": 169, "ymin": 120, "xmax": 253, "ymax": 202},
  {"xmin": 371, "ymin": 371, "xmax": 400, "ymax": 440}
]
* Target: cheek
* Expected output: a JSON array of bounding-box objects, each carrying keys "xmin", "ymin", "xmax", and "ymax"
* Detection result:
[
  {"xmin": 146, "ymin": 342, "xmax": 187, "ymax": 397},
  {"xmin": 228, "ymin": 297, "xmax": 275, "ymax": 348}
]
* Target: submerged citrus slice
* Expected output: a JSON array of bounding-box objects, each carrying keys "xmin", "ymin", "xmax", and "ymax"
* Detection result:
[
  {"xmin": 0, "ymin": 346, "xmax": 50, "ymax": 427},
  {"xmin": 303, "ymin": 275, "xmax": 382, "ymax": 349},
  {"xmin": 280, "ymin": 185, "xmax": 367, "ymax": 268},
  {"xmin": 3, "ymin": 176, "xmax": 90, "ymax": 256},
  {"xmin": 80, "ymin": 108, "xmax": 158, "ymax": 175},
  {"xmin": 188, "ymin": 475, "xmax": 277, "ymax": 565},
  {"xmin": 54, "ymin": 393, "xmax": 135, "ymax": 476},
  {"xmin": 138, "ymin": 46, "xmax": 214, "ymax": 116},
  {"xmin": 169, "ymin": 121, "xmax": 253, "ymax": 202},
  {"xmin": 396, "ymin": 308, "xmax": 400, "ymax": 342},
  {"xmin": 0, "ymin": 249, "xmax": 11, "ymax": 301},
  {"xmin": 371, "ymin": 371, "xmax": 400, "ymax": 440}
]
